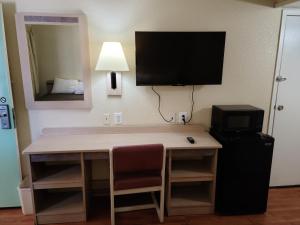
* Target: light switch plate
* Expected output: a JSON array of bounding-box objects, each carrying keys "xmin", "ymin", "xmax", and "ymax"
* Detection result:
[
  {"xmin": 103, "ymin": 113, "xmax": 110, "ymax": 125},
  {"xmin": 113, "ymin": 112, "xmax": 123, "ymax": 125}
]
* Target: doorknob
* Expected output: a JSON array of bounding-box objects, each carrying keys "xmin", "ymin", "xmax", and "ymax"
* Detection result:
[
  {"xmin": 276, "ymin": 76, "xmax": 287, "ymax": 82},
  {"xmin": 277, "ymin": 105, "xmax": 284, "ymax": 111}
]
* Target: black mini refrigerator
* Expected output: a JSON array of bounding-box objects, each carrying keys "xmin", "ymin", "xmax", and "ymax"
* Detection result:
[{"xmin": 210, "ymin": 105, "xmax": 274, "ymax": 215}]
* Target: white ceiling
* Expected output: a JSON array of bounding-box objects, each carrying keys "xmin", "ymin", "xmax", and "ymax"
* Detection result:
[{"xmin": 285, "ymin": 1, "xmax": 300, "ymax": 7}]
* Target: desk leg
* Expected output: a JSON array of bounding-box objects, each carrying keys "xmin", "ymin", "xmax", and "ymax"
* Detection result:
[
  {"xmin": 109, "ymin": 151, "xmax": 115, "ymax": 225},
  {"xmin": 159, "ymin": 148, "xmax": 166, "ymax": 222},
  {"xmin": 211, "ymin": 150, "xmax": 218, "ymax": 208},
  {"xmin": 81, "ymin": 153, "xmax": 88, "ymax": 221},
  {"xmin": 26, "ymin": 154, "xmax": 38, "ymax": 225},
  {"xmin": 166, "ymin": 151, "xmax": 172, "ymax": 215}
]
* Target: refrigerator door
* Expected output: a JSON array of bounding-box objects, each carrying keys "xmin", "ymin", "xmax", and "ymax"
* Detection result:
[{"xmin": 212, "ymin": 131, "xmax": 274, "ymax": 215}]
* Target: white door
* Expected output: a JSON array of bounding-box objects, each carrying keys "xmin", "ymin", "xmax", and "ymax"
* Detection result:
[{"xmin": 269, "ymin": 10, "xmax": 300, "ymax": 186}]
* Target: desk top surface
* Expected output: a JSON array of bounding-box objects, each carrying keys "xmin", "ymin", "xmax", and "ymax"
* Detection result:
[{"xmin": 23, "ymin": 125, "xmax": 222, "ymax": 155}]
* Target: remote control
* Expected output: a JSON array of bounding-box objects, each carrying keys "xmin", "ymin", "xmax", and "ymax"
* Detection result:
[{"xmin": 187, "ymin": 136, "xmax": 195, "ymax": 144}]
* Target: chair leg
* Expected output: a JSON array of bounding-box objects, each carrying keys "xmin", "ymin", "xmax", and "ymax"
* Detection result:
[
  {"xmin": 159, "ymin": 188, "xmax": 165, "ymax": 223},
  {"xmin": 110, "ymin": 193, "xmax": 115, "ymax": 225}
]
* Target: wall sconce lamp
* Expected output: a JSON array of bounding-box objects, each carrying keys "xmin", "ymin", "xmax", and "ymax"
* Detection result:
[{"xmin": 95, "ymin": 42, "xmax": 129, "ymax": 96}]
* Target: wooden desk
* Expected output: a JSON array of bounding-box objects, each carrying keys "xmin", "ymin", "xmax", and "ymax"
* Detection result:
[{"xmin": 23, "ymin": 125, "xmax": 222, "ymax": 224}]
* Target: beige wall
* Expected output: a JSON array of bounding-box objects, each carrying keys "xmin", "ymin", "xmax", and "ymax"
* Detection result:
[
  {"xmin": 4, "ymin": 0, "xmax": 282, "ymax": 175},
  {"xmin": 21, "ymin": 0, "xmax": 282, "ymax": 141}
]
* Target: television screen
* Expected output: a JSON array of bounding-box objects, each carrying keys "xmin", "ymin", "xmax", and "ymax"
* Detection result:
[{"xmin": 135, "ymin": 31, "xmax": 226, "ymax": 86}]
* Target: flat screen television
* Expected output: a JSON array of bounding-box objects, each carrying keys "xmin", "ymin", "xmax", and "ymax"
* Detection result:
[{"xmin": 135, "ymin": 31, "xmax": 226, "ymax": 86}]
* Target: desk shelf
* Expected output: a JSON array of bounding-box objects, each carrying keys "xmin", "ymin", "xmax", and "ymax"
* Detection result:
[
  {"xmin": 35, "ymin": 190, "xmax": 85, "ymax": 224},
  {"xmin": 170, "ymin": 183, "xmax": 212, "ymax": 207},
  {"xmin": 33, "ymin": 165, "xmax": 82, "ymax": 189},
  {"xmin": 166, "ymin": 148, "xmax": 218, "ymax": 216},
  {"xmin": 28, "ymin": 154, "xmax": 87, "ymax": 224},
  {"xmin": 171, "ymin": 160, "xmax": 214, "ymax": 182}
]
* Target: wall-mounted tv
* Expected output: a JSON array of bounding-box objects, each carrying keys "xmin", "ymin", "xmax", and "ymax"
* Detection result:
[{"xmin": 135, "ymin": 31, "xmax": 226, "ymax": 86}]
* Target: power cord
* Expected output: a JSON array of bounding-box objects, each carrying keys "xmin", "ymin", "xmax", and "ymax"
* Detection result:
[
  {"xmin": 152, "ymin": 86, "xmax": 174, "ymax": 123},
  {"xmin": 186, "ymin": 85, "xmax": 195, "ymax": 123},
  {"xmin": 182, "ymin": 115, "xmax": 187, "ymax": 125},
  {"xmin": 152, "ymin": 85, "xmax": 195, "ymax": 124},
  {"xmin": 180, "ymin": 85, "xmax": 195, "ymax": 125}
]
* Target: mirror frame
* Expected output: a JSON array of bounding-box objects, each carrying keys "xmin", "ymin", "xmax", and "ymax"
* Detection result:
[{"xmin": 15, "ymin": 12, "xmax": 92, "ymax": 109}]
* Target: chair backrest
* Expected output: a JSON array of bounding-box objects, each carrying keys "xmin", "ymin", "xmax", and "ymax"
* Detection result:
[{"xmin": 112, "ymin": 144, "xmax": 164, "ymax": 177}]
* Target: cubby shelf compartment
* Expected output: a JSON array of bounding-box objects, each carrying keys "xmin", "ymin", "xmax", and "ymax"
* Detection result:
[
  {"xmin": 33, "ymin": 165, "xmax": 82, "ymax": 189},
  {"xmin": 171, "ymin": 160, "xmax": 214, "ymax": 182},
  {"xmin": 168, "ymin": 182, "xmax": 214, "ymax": 216},
  {"xmin": 166, "ymin": 148, "xmax": 218, "ymax": 216},
  {"xmin": 170, "ymin": 183, "xmax": 212, "ymax": 207},
  {"xmin": 35, "ymin": 190, "xmax": 85, "ymax": 224},
  {"xmin": 28, "ymin": 153, "xmax": 87, "ymax": 224}
]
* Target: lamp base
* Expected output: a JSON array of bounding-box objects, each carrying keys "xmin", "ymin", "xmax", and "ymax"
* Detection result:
[{"xmin": 106, "ymin": 72, "xmax": 122, "ymax": 96}]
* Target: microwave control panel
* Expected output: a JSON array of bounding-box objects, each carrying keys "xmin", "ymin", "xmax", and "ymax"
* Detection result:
[{"xmin": 0, "ymin": 104, "xmax": 11, "ymax": 129}]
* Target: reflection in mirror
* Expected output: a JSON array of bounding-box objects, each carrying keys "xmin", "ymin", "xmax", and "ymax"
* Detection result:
[{"xmin": 25, "ymin": 24, "xmax": 84, "ymax": 101}]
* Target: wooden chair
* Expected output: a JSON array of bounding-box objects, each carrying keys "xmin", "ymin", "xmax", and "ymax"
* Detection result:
[{"xmin": 109, "ymin": 144, "xmax": 166, "ymax": 225}]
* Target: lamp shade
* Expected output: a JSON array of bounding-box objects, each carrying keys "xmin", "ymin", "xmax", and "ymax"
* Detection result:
[{"xmin": 95, "ymin": 42, "xmax": 129, "ymax": 72}]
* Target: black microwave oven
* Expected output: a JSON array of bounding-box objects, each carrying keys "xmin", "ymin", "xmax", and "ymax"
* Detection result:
[{"xmin": 211, "ymin": 105, "xmax": 264, "ymax": 134}]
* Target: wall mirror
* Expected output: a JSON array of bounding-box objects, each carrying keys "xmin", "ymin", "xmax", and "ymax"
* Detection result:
[{"xmin": 16, "ymin": 12, "xmax": 92, "ymax": 109}]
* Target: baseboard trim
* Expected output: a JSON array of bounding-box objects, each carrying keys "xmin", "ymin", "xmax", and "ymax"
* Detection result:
[{"xmin": 270, "ymin": 185, "xmax": 300, "ymax": 189}]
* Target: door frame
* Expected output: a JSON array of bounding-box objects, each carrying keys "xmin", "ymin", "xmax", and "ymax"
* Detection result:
[{"xmin": 268, "ymin": 9, "xmax": 300, "ymax": 135}]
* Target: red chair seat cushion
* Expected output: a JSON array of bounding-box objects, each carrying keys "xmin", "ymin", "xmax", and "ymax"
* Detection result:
[{"xmin": 114, "ymin": 172, "xmax": 162, "ymax": 190}]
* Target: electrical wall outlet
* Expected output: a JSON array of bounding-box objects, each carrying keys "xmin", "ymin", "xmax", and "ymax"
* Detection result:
[
  {"xmin": 113, "ymin": 112, "xmax": 123, "ymax": 125},
  {"xmin": 103, "ymin": 113, "xmax": 110, "ymax": 125},
  {"xmin": 178, "ymin": 112, "xmax": 189, "ymax": 124}
]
